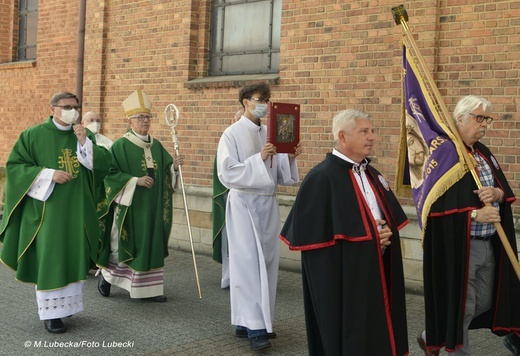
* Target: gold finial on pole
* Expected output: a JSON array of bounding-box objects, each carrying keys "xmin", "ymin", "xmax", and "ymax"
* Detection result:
[{"xmin": 391, "ymin": 4, "xmax": 408, "ymax": 25}]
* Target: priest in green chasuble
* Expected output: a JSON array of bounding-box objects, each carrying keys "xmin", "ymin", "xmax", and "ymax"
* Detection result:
[
  {"xmin": 0, "ymin": 92, "xmax": 111, "ymax": 334},
  {"xmin": 97, "ymin": 89, "xmax": 182, "ymax": 302}
]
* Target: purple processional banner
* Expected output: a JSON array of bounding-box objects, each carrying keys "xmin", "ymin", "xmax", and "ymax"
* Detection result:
[{"xmin": 399, "ymin": 45, "xmax": 467, "ymax": 230}]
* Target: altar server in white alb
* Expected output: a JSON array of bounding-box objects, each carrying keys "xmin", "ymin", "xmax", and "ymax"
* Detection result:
[{"xmin": 217, "ymin": 82, "xmax": 302, "ymax": 351}]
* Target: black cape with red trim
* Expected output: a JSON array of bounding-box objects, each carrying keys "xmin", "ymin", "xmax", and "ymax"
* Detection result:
[
  {"xmin": 280, "ymin": 153, "xmax": 410, "ymax": 356},
  {"xmin": 423, "ymin": 141, "xmax": 520, "ymax": 351}
]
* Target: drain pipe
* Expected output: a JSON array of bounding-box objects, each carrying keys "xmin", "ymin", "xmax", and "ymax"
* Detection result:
[{"xmin": 75, "ymin": 0, "xmax": 87, "ymax": 104}]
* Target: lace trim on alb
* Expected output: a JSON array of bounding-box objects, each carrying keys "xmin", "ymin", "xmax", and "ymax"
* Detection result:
[{"xmin": 37, "ymin": 295, "xmax": 82, "ymax": 313}]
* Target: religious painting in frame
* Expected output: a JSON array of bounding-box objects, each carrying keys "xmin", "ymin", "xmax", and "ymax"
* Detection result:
[{"xmin": 266, "ymin": 102, "xmax": 300, "ymax": 154}]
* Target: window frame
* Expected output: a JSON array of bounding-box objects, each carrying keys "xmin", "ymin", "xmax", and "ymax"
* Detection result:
[
  {"xmin": 208, "ymin": 0, "xmax": 280, "ymax": 76},
  {"xmin": 17, "ymin": 0, "xmax": 38, "ymax": 61}
]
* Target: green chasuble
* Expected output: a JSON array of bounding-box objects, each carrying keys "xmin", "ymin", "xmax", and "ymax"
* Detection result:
[
  {"xmin": 98, "ymin": 132, "xmax": 173, "ymax": 271},
  {"xmin": 0, "ymin": 117, "xmax": 111, "ymax": 291},
  {"xmin": 212, "ymin": 155, "xmax": 228, "ymax": 263}
]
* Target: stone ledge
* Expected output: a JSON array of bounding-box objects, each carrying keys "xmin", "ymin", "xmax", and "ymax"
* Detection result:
[
  {"xmin": 0, "ymin": 60, "xmax": 36, "ymax": 70},
  {"xmin": 185, "ymin": 73, "xmax": 280, "ymax": 89}
]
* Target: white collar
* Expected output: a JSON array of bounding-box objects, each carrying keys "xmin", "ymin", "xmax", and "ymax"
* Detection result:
[
  {"xmin": 132, "ymin": 130, "xmax": 149, "ymax": 141},
  {"xmin": 52, "ymin": 118, "xmax": 72, "ymax": 131},
  {"xmin": 332, "ymin": 149, "xmax": 367, "ymax": 172}
]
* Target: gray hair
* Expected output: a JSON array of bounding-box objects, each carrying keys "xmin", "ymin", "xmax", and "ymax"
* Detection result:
[
  {"xmin": 50, "ymin": 92, "xmax": 79, "ymax": 106},
  {"xmin": 332, "ymin": 109, "xmax": 371, "ymax": 142},
  {"xmin": 453, "ymin": 95, "xmax": 493, "ymax": 124}
]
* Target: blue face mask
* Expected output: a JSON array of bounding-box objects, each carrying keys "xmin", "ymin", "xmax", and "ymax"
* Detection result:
[{"xmin": 251, "ymin": 103, "xmax": 268, "ymax": 119}]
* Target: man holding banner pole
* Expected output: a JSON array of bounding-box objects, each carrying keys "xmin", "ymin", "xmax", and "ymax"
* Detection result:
[
  {"xmin": 414, "ymin": 95, "xmax": 520, "ymax": 355},
  {"xmin": 392, "ymin": 6, "xmax": 520, "ymax": 354}
]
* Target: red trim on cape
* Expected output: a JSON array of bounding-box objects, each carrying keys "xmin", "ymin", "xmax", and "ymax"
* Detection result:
[
  {"xmin": 430, "ymin": 207, "xmax": 476, "ymax": 217},
  {"xmin": 280, "ymin": 233, "xmax": 373, "ymax": 251},
  {"xmin": 349, "ymin": 169, "xmax": 375, "ymax": 239},
  {"xmin": 374, "ymin": 222, "xmax": 398, "ymax": 355},
  {"xmin": 396, "ymin": 220, "xmax": 409, "ymax": 230},
  {"xmin": 366, "ymin": 169, "xmax": 398, "ymax": 354},
  {"xmin": 460, "ymin": 213, "xmax": 472, "ymax": 346}
]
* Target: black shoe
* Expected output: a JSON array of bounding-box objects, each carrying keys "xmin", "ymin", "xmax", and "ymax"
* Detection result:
[
  {"xmin": 143, "ymin": 295, "xmax": 167, "ymax": 302},
  {"xmin": 43, "ymin": 318, "xmax": 67, "ymax": 334},
  {"xmin": 504, "ymin": 333, "xmax": 520, "ymax": 356},
  {"xmin": 235, "ymin": 328, "xmax": 248, "ymax": 338},
  {"xmin": 98, "ymin": 275, "xmax": 111, "ymax": 297},
  {"xmin": 250, "ymin": 336, "xmax": 271, "ymax": 351},
  {"xmin": 267, "ymin": 332, "xmax": 277, "ymax": 339}
]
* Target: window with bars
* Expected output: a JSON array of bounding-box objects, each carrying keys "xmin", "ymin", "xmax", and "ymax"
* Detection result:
[
  {"xmin": 209, "ymin": 0, "xmax": 281, "ymax": 76},
  {"xmin": 18, "ymin": 0, "xmax": 38, "ymax": 61}
]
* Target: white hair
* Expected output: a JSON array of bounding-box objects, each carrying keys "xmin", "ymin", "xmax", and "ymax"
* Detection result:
[
  {"xmin": 332, "ymin": 109, "xmax": 371, "ymax": 142},
  {"xmin": 453, "ymin": 95, "xmax": 493, "ymax": 124}
]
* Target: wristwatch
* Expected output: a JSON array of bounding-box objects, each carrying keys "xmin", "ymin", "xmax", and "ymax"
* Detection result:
[{"xmin": 471, "ymin": 210, "xmax": 478, "ymax": 221}]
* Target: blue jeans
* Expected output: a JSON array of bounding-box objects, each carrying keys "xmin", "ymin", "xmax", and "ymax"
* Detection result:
[{"xmin": 236, "ymin": 326, "xmax": 267, "ymax": 338}]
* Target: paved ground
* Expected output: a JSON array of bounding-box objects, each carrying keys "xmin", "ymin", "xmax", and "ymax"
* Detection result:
[{"xmin": 0, "ymin": 246, "xmax": 511, "ymax": 355}]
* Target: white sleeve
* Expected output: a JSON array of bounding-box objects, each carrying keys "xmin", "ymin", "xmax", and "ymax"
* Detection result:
[
  {"xmin": 27, "ymin": 169, "xmax": 56, "ymax": 202},
  {"xmin": 76, "ymin": 137, "xmax": 94, "ymax": 171},
  {"xmin": 277, "ymin": 154, "xmax": 299, "ymax": 185},
  {"xmin": 216, "ymin": 132, "xmax": 273, "ymax": 190},
  {"xmin": 113, "ymin": 177, "xmax": 138, "ymax": 206}
]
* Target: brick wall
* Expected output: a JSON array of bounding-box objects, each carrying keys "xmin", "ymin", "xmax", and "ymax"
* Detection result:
[
  {"xmin": 0, "ymin": 0, "xmax": 519, "ymax": 214},
  {"xmin": 0, "ymin": 0, "xmax": 15, "ymax": 63},
  {"xmin": 0, "ymin": 1, "xmax": 79, "ymax": 157}
]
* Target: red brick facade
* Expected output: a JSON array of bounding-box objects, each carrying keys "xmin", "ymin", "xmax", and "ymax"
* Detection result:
[{"xmin": 0, "ymin": 0, "xmax": 518, "ymax": 212}]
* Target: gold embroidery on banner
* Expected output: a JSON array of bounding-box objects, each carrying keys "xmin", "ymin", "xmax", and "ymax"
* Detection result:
[{"xmin": 57, "ymin": 148, "xmax": 80, "ymax": 178}]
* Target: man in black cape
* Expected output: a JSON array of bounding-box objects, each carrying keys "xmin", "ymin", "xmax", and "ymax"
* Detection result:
[
  {"xmin": 418, "ymin": 95, "xmax": 520, "ymax": 355},
  {"xmin": 280, "ymin": 109, "xmax": 409, "ymax": 356}
]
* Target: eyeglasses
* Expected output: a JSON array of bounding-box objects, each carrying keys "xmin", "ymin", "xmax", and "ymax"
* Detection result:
[
  {"xmin": 468, "ymin": 112, "xmax": 493, "ymax": 124},
  {"xmin": 249, "ymin": 97, "xmax": 269, "ymax": 104},
  {"xmin": 130, "ymin": 114, "xmax": 152, "ymax": 121},
  {"xmin": 55, "ymin": 105, "xmax": 81, "ymax": 111}
]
